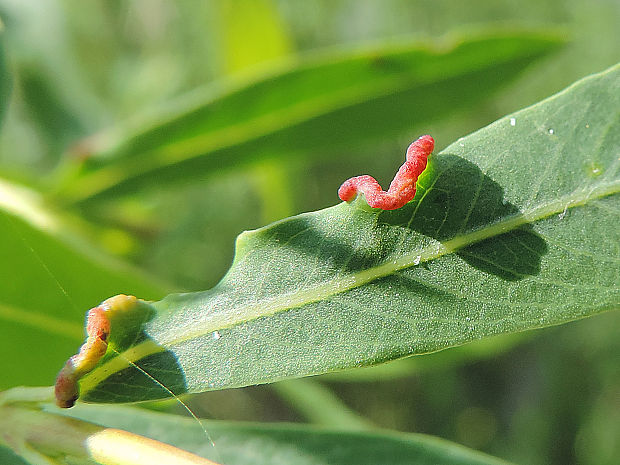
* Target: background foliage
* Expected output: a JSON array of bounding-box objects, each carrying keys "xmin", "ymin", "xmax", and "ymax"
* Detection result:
[{"xmin": 0, "ymin": 1, "xmax": 618, "ymax": 465}]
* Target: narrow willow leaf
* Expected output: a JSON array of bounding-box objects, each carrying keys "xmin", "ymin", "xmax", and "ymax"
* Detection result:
[
  {"xmin": 77, "ymin": 63, "xmax": 619, "ymax": 404},
  {"xmin": 0, "ymin": 178, "xmax": 167, "ymax": 389},
  {"xmin": 54, "ymin": 404, "xmax": 513, "ymax": 465},
  {"xmin": 0, "ymin": 447, "xmax": 28, "ymax": 465},
  {"xmin": 57, "ymin": 30, "xmax": 564, "ymax": 204}
]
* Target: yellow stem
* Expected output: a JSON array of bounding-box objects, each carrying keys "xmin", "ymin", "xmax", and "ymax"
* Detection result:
[{"xmin": 87, "ymin": 429, "xmax": 219, "ymax": 465}]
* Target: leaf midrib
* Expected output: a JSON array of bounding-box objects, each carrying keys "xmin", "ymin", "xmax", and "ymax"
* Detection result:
[{"xmin": 79, "ymin": 178, "xmax": 619, "ymax": 394}]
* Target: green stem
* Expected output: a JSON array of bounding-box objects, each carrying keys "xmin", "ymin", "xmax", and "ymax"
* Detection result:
[
  {"xmin": 252, "ymin": 160, "xmax": 295, "ymax": 224},
  {"xmin": 272, "ymin": 378, "xmax": 374, "ymax": 430}
]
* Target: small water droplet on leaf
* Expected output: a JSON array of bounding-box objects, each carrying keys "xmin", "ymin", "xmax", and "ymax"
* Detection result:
[{"xmin": 588, "ymin": 162, "xmax": 603, "ymax": 177}]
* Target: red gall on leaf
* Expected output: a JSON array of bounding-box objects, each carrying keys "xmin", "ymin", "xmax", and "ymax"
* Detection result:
[{"xmin": 338, "ymin": 135, "xmax": 434, "ymax": 210}]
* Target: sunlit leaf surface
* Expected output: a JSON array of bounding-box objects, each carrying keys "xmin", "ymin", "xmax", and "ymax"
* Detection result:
[{"xmin": 76, "ymin": 64, "xmax": 619, "ymax": 403}]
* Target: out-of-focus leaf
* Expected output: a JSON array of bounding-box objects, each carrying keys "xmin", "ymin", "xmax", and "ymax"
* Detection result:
[
  {"xmin": 57, "ymin": 30, "xmax": 565, "ymax": 204},
  {"xmin": 0, "ymin": 447, "xmax": 28, "ymax": 465},
  {"xmin": 54, "ymin": 403, "xmax": 513, "ymax": 465},
  {"xmin": 215, "ymin": 0, "xmax": 297, "ymax": 224},
  {"xmin": 0, "ymin": 1, "xmax": 106, "ymax": 162},
  {"xmin": 75, "ymin": 64, "xmax": 618, "ymax": 403},
  {"xmin": 0, "ymin": 178, "xmax": 167, "ymax": 389},
  {"xmin": 215, "ymin": 0, "xmax": 292, "ymax": 75},
  {"xmin": 0, "ymin": 20, "xmax": 11, "ymax": 125},
  {"xmin": 17, "ymin": 65, "xmax": 87, "ymax": 161}
]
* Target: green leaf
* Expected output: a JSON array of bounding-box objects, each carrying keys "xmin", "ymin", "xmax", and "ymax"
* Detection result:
[
  {"xmin": 214, "ymin": 0, "xmax": 293, "ymax": 75},
  {"xmin": 0, "ymin": 178, "xmax": 167, "ymax": 389},
  {"xmin": 57, "ymin": 30, "xmax": 564, "ymax": 204},
  {"xmin": 78, "ymin": 63, "xmax": 619, "ymax": 404},
  {"xmin": 320, "ymin": 331, "xmax": 530, "ymax": 382},
  {"xmin": 54, "ymin": 404, "xmax": 513, "ymax": 465}
]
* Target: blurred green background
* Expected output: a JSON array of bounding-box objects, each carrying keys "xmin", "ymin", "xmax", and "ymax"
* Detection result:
[{"xmin": 0, "ymin": 1, "xmax": 618, "ymax": 465}]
